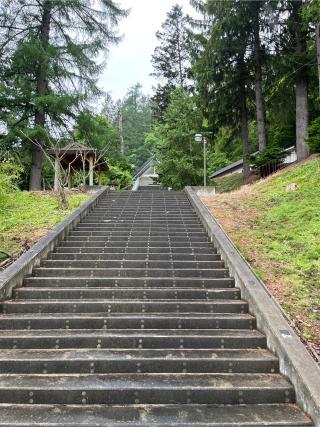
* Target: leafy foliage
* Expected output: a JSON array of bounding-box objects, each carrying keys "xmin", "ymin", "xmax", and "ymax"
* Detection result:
[
  {"xmin": 120, "ymin": 84, "xmax": 153, "ymax": 168},
  {"xmin": 308, "ymin": 117, "xmax": 320, "ymax": 153},
  {"xmin": 0, "ymin": 0, "xmax": 127, "ymax": 189},
  {"xmin": 0, "ymin": 162, "xmax": 23, "ymax": 195},
  {"xmin": 251, "ymin": 147, "xmax": 286, "ymax": 168},
  {"xmin": 150, "ymin": 89, "xmax": 203, "ymax": 189},
  {"xmin": 211, "ymin": 174, "xmax": 243, "ymax": 194},
  {"xmin": 151, "ymin": 4, "xmax": 192, "ymax": 120}
]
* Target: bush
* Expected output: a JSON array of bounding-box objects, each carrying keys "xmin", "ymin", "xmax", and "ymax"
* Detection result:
[
  {"xmin": 307, "ymin": 117, "xmax": 320, "ymax": 153},
  {"xmin": 211, "ymin": 174, "xmax": 243, "ymax": 193},
  {"xmin": 105, "ymin": 165, "xmax": 133, "ymax": 189},
  {"xmin": 251, "ymin": 147, "xmax": 286, "ymax": 178},
  {"xmin": 0, "ymin": 162, "xmax": 23, "ymax": 194}
]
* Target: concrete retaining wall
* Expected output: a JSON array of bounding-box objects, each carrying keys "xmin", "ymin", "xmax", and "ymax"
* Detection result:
[
  {"xmin": 185, "ymin": 185, "xmax": 320, "ymax": 426},
  {"xmin": 0, "ymin": 187, "xmax": 108, "ymax": 301}
]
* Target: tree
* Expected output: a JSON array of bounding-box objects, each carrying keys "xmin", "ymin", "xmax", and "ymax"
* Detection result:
[
  {"xmin": 150, "ymin": 88, "xmax": 203, "ymax": 189},
  {"xmin": 302, "ymin": 0, "xmax": 320, "ymax": 98},
  {"xmin": 251, "ymin": 0, "xmax": 267, "ymax": 152},
  {"xmin": 0, "ymin": 0, "xmax": 127, "ymax": 190},
  {"xmin": 120, "ymin": 84, "xmax": 152, "ymax": 168},
  {"xmin": 191, "ymin": 1, "xmax": 253, "ymax": 178},
  {"xmin": 290, "ymin": 0, "xmax": 310, "ymax": 161},
  {"xmin": 151, "ymin": 4, "xmax": 191, "ymax": 119}
]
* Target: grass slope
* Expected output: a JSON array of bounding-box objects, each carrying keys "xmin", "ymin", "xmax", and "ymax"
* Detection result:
[
  {"xmin": 0, "ymin": 191, "xmax": 89, "ymax": 258},
  {"xmin": 202, "ymin": 156, "xmax": 320, "ymax": 351}
]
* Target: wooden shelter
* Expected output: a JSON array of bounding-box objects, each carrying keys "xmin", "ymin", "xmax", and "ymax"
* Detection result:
[{"xmin": 48, "ymin": 142, "xmax": 108, "ymax": 190}]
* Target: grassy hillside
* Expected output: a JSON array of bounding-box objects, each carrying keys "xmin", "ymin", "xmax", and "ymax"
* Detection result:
[
  {"xmin": 0, "ymin": 191, "xmax": 89, "ymax": 262},
  {"xmin": 202, "ymin": 156, "xmax": 320, "ymax": 355}
]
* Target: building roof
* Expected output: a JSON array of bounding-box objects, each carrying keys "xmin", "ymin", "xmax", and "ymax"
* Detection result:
[
  {"xmin": 209, "ymin": 146, "xmax": 296, "ymax": 179},
  {"xmin": 48, "ymin": 142, "xmax": 98, "ymax": 156},
  {"xmin": 133, "ymin": 157, "xmax": 155, "ymax": 180},
  {"xmin": 209, "ymin": 159, "xmax": 244, "ymax": 179},
  {"xmin": 48, "ymin": 142, "xmax": 107, "ymax": 171}
]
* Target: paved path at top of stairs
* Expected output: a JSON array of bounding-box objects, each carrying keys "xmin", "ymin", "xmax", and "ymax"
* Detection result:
[{"xmin": 0, "ymin": 189, "xmax": 313, "ymax": 426}]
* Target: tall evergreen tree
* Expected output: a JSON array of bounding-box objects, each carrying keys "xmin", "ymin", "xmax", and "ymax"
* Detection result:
[
  {"xmin": 151, "ymin": 4, "xmax": 191, "ymax": 119},
  {"xmin": 290, "ymin": 0, "xmax": 310, "ymax": 161},
  {"xmin": 0, "ymin": 0, "xmax": 127, "ymax": 189},
  {"xmin": 150, "ymin": 88, "xmax": 203, "ymax": 189},
  {"xmin": 120, "ymin": 84, "xmax": 152, "ymax": 168},
  {"xmin": 191, "ymin": 0, "xmax": 253, "ymax": 178}
]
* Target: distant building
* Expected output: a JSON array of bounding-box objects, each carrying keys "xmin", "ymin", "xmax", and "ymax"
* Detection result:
[
  {"xmin": 132, "ymin": 157, "xmax": 159, "ymax": 190},
  {"xmin": 209, "ymin": 146, "xmax": 297, "ymax": 180}
]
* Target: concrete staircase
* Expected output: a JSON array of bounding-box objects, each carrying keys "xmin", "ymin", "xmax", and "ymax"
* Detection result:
[{"xmin": 0, "ymin": 190, "xmax": 313, "ymax": 426}]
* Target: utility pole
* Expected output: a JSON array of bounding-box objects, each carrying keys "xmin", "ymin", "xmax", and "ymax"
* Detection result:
[{"xmin": 118, "ymin": 104, "xmax": 124, "ymax": 155}]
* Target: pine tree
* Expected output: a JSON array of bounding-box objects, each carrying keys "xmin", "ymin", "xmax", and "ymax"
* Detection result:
[
  {"xmin": 151, "ymin": 4, "xmax": 191, "ymax": 119},
  {"xmin": 0, "ymin": 0, "xmax": 127, "ymax": 190},
  {"xmin": 290, "ymin": 0, "xmax": 310, "ymax": 160},
  {"xmin": 191, "ymin": 0, "xmax": 253, "ymax": 178},
  {"xmin": 120, "ymin": 84, "xmax": 152, "ymax": 168},
  {"xmin": 151, "ymin": 89, "xmax": 203, "ymax": 189}
]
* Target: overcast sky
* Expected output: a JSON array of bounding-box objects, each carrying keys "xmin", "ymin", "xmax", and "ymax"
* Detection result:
[{"xmin": 99, "ymin": 0, "xmax": 196, "ymax": 101}]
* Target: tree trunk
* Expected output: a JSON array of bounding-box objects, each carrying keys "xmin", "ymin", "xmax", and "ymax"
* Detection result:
[
  {"xmin": 29, "ymin": 0, "xmax": 51, "ymax": 190},
  {"xmin": 292, "ymin": 1, "xmax": 309, "ymax": 161},
  {"xmin": 316, "ymin": 22, "xmax": 320, "ymax": 98},
  {"xmin": 176, "ymin": 24, "xmax": 184, "ymax": 88},
  {"xmin": 254, "ymin": 3, "xmax": 266, "ymax": 152},
  {"xmin": 239, "ymin": 59, "xmax": 250, "ymax": 180}
]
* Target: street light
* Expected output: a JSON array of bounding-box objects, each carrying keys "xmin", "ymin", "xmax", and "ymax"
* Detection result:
[{"xmin": 195, "ymin": 133, "xmax": 207, "ymax": 187}]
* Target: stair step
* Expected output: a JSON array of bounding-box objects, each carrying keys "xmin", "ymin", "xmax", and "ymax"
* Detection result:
[
  {"xmin": 40, "ymin": 260, "xmax": 225, "ymax": 269},
  {"xmin": 48, "ymin": 252, "xmax": 220, "ymax": 261},
  {"xmin": 2, "ymin": 299, "xmax": 248, "ymax": 314},
  {"xmin": 32, "ymin": 268, "xmax": 229, "ymax": 278},
  {"xmin": 0, "ymin": 313, "xmax": 255, "ymax": 330},
  {"xmin": 0, "ymin": 373, "xmax": 294, "ymax": 404},
  {"xmin": 70, "ymin": 231, "xmax": 209, "ymax": 237},
  {"xmin": 54, "ymin": 246, "xmax": 217, "ymax": 254},
  {"xmin": 0, "ymin": 403, "xmax": 312, "ymax": 426},
  {"xmin": 0, "ymin": 329, "xmax": 266, "ymax": 349},
  {"xmin": 23, "ymin": 277, "xmax": 235, "ymax": 288},
  {"xmin": 59, "ymin": 241, "xmax": 215, "ymax": 248},
  {"xmin": 76, "ymin": 225, "xmax": 205, "ymax": 231},
  {"xmin": 66, "ymin": 236, "xmax": 210, "ymax": 242},
  {"xmin": 0, "ymin": 348, "xmax": 278, "ymax": 374},
  {"xmin": 13, "ymin": 287, "xmax": 240, "ymax": 300}
]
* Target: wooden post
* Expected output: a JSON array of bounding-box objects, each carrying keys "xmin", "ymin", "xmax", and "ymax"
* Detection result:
[
  {"xmin": 67, "ymin": 170, "xmax": 72, "ymax": 190},
  {"xmin": 98, "ymin": 171, "xmax": 103, "ymax": 186},
  {"xmin": 89, "ymin": 155, "xmax": 94, "ymax": 186},
  {"xmin": 54, "ymin": 156, "xmax": 61, "ymax": 191}
]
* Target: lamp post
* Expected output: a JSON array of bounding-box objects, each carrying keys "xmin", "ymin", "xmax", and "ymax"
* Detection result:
[{"xmin": 195, "ymin": 133, "xmax": 207, "ymax": 187}]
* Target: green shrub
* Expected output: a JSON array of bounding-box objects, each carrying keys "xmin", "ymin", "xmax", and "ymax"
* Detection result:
[
  {"xmin": 251, "ymin": 147, "xmax": 286, "ymax": 168},
  {"xmin": 307, "ymin": 117, "xmax": 320, "ymax": 153},
  {"xmin": 0, "ymin": 162, "xmax": 23, "ymax": 194},
  {"xmin": 105, "ymin": 165, "xmax": 133, "ymax": 189},
  {"xmin": 251, "ymin": 146, "xmax": 286, "ymax": 178},
  {"xmin": 211, "ymin": 174, "xmax": 243, "ymax": 193}
]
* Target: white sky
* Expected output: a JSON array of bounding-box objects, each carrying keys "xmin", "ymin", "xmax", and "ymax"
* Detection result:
[{"xmin": 99, "ymin": 0, "xmax": 196, "ymax": 100}]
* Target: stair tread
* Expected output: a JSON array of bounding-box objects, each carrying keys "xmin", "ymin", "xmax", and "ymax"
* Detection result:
[
  {"xmin": 0, "ymin": 373, "xmax": 292, "ymax": 389},
  {"xmin": 0, "ymin": 403, "xmax": 312, "ymax": 426},
  {"xmin": 0, "ymin": 312, "xmax": 252, "ymax": 319},
  {"xmin": 0, "ymin": 348, "xmax": 277, "ymax": 361},
  {"xmin": 0, "ymin": 329, "xmax": 262, "ymax": 337},
  {"xmin": 6, "ymin": 299, "xmax": 246, "ymax": 304}
]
